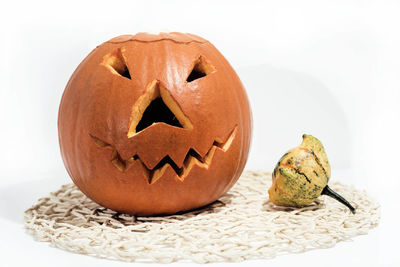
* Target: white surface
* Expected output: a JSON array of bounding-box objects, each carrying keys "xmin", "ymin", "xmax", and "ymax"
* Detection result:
[
  {"xmin": 1, "ymin": 0, "xmax": 399, "ymax": 266},
  {"xmin": 0, "ymin": 169, "xmax": 384, "ymax": 267}
]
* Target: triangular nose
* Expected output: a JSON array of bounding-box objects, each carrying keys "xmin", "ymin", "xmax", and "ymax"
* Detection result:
[
  {"xmin": 127, "ymin": 80, "xmax": 193, "ymax": 138},
  {"xmin": 136, "ymin": 97, "xmax": 183, "ymax": 132}
]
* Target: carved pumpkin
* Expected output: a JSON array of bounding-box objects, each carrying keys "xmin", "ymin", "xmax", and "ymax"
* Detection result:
[{"xmin": 58, "ymin": 32, "xmax": 252, "ymax": 215}]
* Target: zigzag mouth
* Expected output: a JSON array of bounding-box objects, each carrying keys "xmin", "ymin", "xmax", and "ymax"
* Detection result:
[{"xmin": 90, "ymin": 126, "xmax": 237, "ymax": 184}]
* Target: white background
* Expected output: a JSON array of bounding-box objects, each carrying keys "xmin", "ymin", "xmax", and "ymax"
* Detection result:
[{"xmin": 1, "ymin": 0, "xmax": 399, "ymax": 266}]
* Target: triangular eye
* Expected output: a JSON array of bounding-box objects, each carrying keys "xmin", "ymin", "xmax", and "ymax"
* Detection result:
[
  {"xmin": 136, "ymin": 97, "xmax": 182, "ymax": 132},
  {"xmin": 103, "ymin": 48, "xmax": 131, "ymax": 79},
  {"xmin": 186, "ymin": 55, "xmax": 215, "ymax": 82}
]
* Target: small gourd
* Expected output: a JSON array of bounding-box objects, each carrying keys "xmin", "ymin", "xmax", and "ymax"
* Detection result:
[{"xmin": 268, "ymin": 134, "xmax": 355, "ymax": 214}]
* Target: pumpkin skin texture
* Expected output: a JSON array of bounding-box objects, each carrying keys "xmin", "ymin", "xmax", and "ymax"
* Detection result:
[{"xmin": 58, "ymin": 32, "xmax": 252, "ymax": 216}]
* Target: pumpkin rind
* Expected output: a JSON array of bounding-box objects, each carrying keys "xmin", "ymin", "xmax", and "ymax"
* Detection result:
[{"xmin": 58, "ymin": 32, "xmax": 252, "ymax": 216}]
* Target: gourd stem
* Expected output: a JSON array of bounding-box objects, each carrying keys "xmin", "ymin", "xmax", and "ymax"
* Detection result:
[{"xmin": 321, "ymin": 185, "xmax": 356, "ymax": 214}]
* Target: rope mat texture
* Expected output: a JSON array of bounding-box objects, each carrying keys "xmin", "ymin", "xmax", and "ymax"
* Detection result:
[{"xmin": 24, "ymin": 170, "xmax": 380, "ymax": 263}]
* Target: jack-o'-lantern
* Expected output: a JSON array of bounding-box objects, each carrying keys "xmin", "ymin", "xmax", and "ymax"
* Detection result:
[{"xmin": 58, "ymin": 32, "xmax": 252, "ymax": 215}]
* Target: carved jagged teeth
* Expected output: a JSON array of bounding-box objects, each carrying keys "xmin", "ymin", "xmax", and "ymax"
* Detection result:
[{"xmin": 90, "ymin": 126, "xmax": 237, "ymax": 183}]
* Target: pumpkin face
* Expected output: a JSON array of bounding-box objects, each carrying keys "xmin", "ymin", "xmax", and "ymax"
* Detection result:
[{"xmin": 58, "ymin": 32, "xmax": 252, "ymax": 215}]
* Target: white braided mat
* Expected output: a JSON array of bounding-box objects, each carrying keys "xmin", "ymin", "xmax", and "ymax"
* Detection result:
[{"xmin": 24, "ymin": 170, "xmax": 380, "ymax": 263}]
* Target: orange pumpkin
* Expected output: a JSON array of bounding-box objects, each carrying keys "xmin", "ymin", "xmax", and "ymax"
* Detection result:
[{"xmin": 58, "ymin": 32, "xmax": 252, "ymax": 215}]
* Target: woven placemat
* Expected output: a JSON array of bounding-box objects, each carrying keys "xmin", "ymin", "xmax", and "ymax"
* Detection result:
[{"xmin": 24, "ymin": 170, "xmax": 380, "ymax": 263}]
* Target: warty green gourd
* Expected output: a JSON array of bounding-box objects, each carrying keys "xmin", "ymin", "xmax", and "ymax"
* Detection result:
[{"xmin": 268, "ymin": 134, "xmax": 355, "ymax": 214}]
